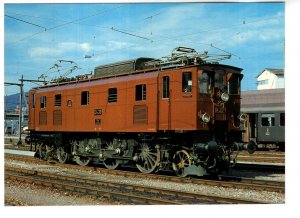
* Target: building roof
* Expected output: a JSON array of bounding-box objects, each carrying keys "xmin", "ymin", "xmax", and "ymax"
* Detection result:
[
  {"xmin": 256, "ymin": 68, "xmax": 284, "ymax": 78},
  {"xmin": 241, "ymin": 88, "xmax": 285, "ymax": 112}
]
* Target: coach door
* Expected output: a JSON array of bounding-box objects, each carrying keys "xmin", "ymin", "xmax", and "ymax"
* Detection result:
[{"xmin": 158, "ymin": 73, "xmax": 171, "ymax": 130}]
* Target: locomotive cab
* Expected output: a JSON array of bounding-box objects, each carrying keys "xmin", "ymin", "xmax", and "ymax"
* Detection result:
[{"xmin": 197, "ymin": 65, "xmax": 244, "ymax": 135}]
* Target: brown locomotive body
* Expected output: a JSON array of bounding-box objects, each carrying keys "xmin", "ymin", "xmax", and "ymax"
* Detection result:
[{"xmin": 28, "ymin": 47, "xmax": 255, "ymax": 176}]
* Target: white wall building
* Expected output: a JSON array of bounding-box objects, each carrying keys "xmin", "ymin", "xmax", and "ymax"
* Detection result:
[{"xmin": 256, "ymin": 68, "xmax": 284, "ymax": 90}]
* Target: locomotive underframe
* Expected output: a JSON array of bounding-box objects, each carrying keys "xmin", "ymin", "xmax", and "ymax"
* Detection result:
[{"xmin": 30, "ymin": 129, "xmax": 245, "ymax": 177}]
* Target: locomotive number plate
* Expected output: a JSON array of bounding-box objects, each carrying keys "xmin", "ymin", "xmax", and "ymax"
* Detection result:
[{"xmin": 94, "ymin": 109, "xmax": 102, "ymax": 115}]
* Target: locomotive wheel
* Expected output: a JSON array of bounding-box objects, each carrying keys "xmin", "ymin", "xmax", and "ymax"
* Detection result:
[
  {"xmin": 74, "ymin": 156, "xmax": 90, "ymax": 166},
  {"xmin": 136, "ymin": 143, "xmax": 159, "ymax": 174},
  {"xmin": 57, "ymin": 146, "xmax": 69, "ymax": 164},
  {"xmin": 172, "ymin": 150, "xmax": 192, "ymax": 177},
  {"xmin": 103, "ymin": 158, "xmax": 120, "ymax": 170},
  {"xmin": 103, "ymin": 141, "xmax": 120, "ymax": 169},
  {"xmin": 38, "ymin": 143, "xmax": 47, "ymax": 160}
]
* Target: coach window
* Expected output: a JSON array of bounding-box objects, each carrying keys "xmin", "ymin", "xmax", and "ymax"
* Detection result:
[
  {"xmin": 162, "ymin": 76, "xmax": 170, "ymax": 99},
  {"xmin": 280, "ymin": 113, "xmax": 285, "ymax": 126},
  {"xmin": 182, "ymin": 72, "xmax": 192, "ymax": 92},
  {"xmin": 108, "ymin": 88, "xmax": 117, "ymax": 103},
  {"xmin": 136, "ymin": 84, "xmax": 146, "ymax": 101},
  {"xmin": 40, "ymin": 96, "xmax": 46, "ymax": 108},
  {"xmin": 261, "ymin": 113, "xmax": 275, "ymax": 127},
  {"xmin": 81, "ymin": 91, "xmax": 89, "ymax": 105},
  {"xmin": 55, "ymin": 94, "xmax": 62, "ymax": 106}
]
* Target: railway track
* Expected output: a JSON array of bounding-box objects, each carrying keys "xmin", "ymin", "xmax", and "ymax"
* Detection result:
[
  {"xmin": 5, "ymin": 166, "xmax": 266, "ymax": 205},
  {"xmin": 5, "ymin": 153, "xmax": 285, "ymax": 194},
  {"xmin": 236, "ymin": 155, "xmax": 284, "ymax": 164}
]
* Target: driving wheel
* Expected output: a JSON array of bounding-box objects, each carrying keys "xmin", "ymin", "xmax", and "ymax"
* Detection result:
[
  {"xmin": 172, "ymin": 149, "xmax": 192, "ymax": 177},
  {"xmin": 57, "ymin": 146, "xmax": 69, "ymax": 164},
  {"xmin": 136, "ymin": 143, "xmax": 159, "ymax": 173}
]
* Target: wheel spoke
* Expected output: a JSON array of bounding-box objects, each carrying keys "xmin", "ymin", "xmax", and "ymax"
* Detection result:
[
  {"xmin": 75, "ymin": 156, "xmax": 90, "ymax": 166},
  {"xmin": 146, "ymin": 153, "xmax": 156, "ymax": 163},
  {"xmin": 136, "ymin": 143, "xmax": 159, "ymax": 174},
  {"xmin": 57, "ymin": 146, "xmax": 69, "ymax": 164},
  {"xmin": 103, "ymin": 158, "xmax": 119, "ymax": 170},
  {"xmin": 172, "ymin": 150, "xmax": 192, "ymax": 177}
]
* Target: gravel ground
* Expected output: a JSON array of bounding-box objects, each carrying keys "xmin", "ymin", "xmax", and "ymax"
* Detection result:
[
  {"xmin": 5, "ymin": 179, "xmax": 118, "ymax": 206},
  {"xmin": 4, "ymin": 159, "xmax": 285, "ymax": 205}
]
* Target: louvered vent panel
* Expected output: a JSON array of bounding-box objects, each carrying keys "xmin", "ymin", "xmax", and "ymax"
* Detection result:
[
  {"xmin": 133, "ymin": 105, "xmax": 147, "ymax": 124},
  {"xmin": 53, "ymin": 110, "xmax": 62, "ymax": 125},
  {"xmin": 39, "ymin": 111, "xmax": 47, "ymax": 125}
]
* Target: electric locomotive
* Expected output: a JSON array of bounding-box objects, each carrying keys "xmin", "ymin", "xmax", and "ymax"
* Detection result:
[{"xmin": 28, "ymin": 47, "xmax": 255, "ymax": 177}]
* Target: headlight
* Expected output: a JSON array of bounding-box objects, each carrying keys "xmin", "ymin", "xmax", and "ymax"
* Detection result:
[
  {"xmin": 201, "ymin": 113, "xmax": 211, "ymax": 123},
  {"xmin": 239, "ymin": 113, "xmax": 247, "ymax": 123},
  {"xmin": 221, "ymin": 92, "xmax": 229, "ymax": 102}
]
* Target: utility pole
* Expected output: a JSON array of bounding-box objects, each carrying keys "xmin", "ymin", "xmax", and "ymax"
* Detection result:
[
  {"xmin": 5, "ymin": 76, "xmax": 46, "ymax": 147},
  {"xmin": 4, "ymin": 75, "xmax": 24, "ymax": 146},
  {"xmin": 17, "ymin": 75, "xmax": 24, "ymax": 146}
]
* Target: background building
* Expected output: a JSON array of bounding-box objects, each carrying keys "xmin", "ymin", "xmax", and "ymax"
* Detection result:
[{"xmin": 256, "ymin": 68, "xmax": 284, "ymax": 90}]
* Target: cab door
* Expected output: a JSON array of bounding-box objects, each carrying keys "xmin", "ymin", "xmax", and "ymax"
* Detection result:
[{"xmin": 158, "ymin": 73, "xmax": 171, "ymax": 130}]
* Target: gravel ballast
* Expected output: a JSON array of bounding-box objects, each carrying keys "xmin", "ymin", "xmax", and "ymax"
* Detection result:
[{"xmin": 4, "ymin": 159, "xmax": 285, "ymax": 205}]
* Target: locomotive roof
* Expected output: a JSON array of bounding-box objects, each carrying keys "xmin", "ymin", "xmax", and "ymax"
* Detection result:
[
  {"xmin": 31, "ymin": 62, "xmax": 242, "ymax": 92},
  {"xmin": 94, "ymin": 57, "xmax": 157, "ymax": 78}
]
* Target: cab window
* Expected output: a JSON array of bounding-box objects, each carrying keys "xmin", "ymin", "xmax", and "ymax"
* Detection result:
[
  {"xmin": 162, "ymin": 76, "xmax": 170, "ymax": 98},
  {"xmin": 81, "ymin": 91, "xmax": 89, "ymax": 105},
  {"xmin": 182, "ymin": 72, "xmax": 192, "ymax": 92},
  {"xmin": 228, "ymin": 74, "xmax": 240, "ymax": 94},
  {"xmin": 40, "ymin": 96, "xmax": 46, "ymax": 108},
  {"xmin": 32, "ymin": 94, "xmax": 36, "ymax": 108},
  {"xmin": 136, "ymin": 84, "xmax": 146, "ymax": 101},
  {"xmin": 198, "ymin": 71, "xmax": 211, "ymax": 94}
]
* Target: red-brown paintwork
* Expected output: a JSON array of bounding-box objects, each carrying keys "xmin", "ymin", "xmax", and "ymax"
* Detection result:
[{"xmin": 28, "ymin": 65, "xmax": 241, "ymax": 133}]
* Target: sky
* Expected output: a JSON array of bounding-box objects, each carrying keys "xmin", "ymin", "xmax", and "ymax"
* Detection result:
[{"xmin": 3, "ymin": 1, "xmax": 285, "ymax": 95}]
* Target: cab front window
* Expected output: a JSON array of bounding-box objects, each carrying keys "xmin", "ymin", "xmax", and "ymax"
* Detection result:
[
  {"xmin": 227, "ymin": 74, "xmax": 241, "ymax": 94},
  {"xmin": 198, "ymin": 71, "xmax": 212, "ymax": 94}
]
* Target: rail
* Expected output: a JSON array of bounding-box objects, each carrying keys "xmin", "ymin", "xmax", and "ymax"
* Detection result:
[{"xmin": 5, "ymin": 166, "xmax": 266, "ymax": 204}]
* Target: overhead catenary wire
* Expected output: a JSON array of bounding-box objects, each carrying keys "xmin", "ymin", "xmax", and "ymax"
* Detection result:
[
  {"xmin": 110, "ymin": 27, "xmax": 153, "ymax": 42},
  {"xmin": 4, "ymin": 5, "xmax": 284, "ymax": 92},
  {"xmin": 5, "ymin": 14, "xmax": 47, "ymax": 31},
  {"xmin": 6, "ymin": 4, "xmax": 127, "ymax": 45}
]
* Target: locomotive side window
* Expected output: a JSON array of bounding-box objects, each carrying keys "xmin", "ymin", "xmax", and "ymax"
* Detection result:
[
  {"xmin": 280, "ymin": 113, "xmax": 285, "ymax": 126},
  {"xmin": 55, "ymin": 94, "xmax": 62, "ymax": 106},
  {"xmin": 162, "ymin": 76, "xmax": 170, "ymax": 99},
  {"xmin": 182, "ymin": 72, "xmax": 192, "ymax": 92},
  {"xmin": 261, "ymin": 113, "xmax": 275, "ymax": 127},
  {"xmin": 198, "ymin": 71, "xmax": 211, "ymax": 94},
  {"xmin": 32, "ymin": 94, "xmax": 36, "ymax": 108},
  {"xmin": 81, "ymin": 91, "xmax": 89, "ymax": 105},
  {"xmin": 40, "ymin": 96, "xmax": 46, "ymax": 108},
  {"xmin": 136, "ymin": 84, "xmax": 146, "ymax": 101},
  {"xmin": 108, "ymin": 88, "xmax": 117, "ymax": 103}
]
